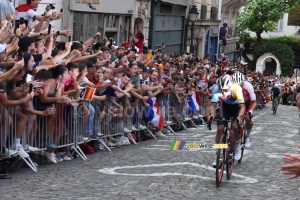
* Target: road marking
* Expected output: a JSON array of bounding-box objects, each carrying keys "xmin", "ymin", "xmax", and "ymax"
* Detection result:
[
  {"xmin": 98, "ymin": 162, "xmax": 258, "ymax": 184},
  {"xmin": 265, "ymin": 153, "xmax": 282, "ymax": 159}
]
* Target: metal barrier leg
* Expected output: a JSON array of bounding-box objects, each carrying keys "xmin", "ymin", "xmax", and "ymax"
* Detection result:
[
  {"xmin": 166, "ymin": 125, "xmax": 176, "ymax": 135},
  {"xmin": 18, "ymin": 155, "xmax": 38, "ymax": 172},
  {"xmin": 71, "ymin": 145, "xmax": 87, "ymax": 160},
  {"xmin": 181, "ymin": 122, "xmax": 189, "ymax": 132},
  {"xmin": 146, "ymin": 124, "xmax": 157, "ymax": 139},
  {"xmin": 189, "ymin": 119, "xmax": 198, "ymax": 128},
  {"xmin": 98, "ymin": 138, "xmax": 111, "ymax": 151},
  {"xmin": 126, "ymin": 133, "xmax": 137, "ymax": 145}
]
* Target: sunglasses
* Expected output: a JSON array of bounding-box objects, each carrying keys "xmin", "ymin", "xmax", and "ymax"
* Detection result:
[{"xmin": 221, "ymin": 89, "xmax": 229, "ymax": 93}]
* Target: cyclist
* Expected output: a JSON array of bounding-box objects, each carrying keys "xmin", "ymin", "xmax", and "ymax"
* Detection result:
[
  {"xmin": 232, "ymin": 72, "xmax": 257, "ymax": 147},
  {"xmin": 271, "ymin": 82, "xmax": 281, "ymax": 110},
  {"xmin": 208, "ymin": 75, "xmax": 246, "ymax": 167}
]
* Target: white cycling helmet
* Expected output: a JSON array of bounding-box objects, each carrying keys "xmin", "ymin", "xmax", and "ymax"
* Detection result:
[
  {"xmin": 232, "ymin": 72, "xmax": 245, "ymax": 84},
  {"xmin": 217, "ymin": 75, "xmax": 232, "ymax": 90}
]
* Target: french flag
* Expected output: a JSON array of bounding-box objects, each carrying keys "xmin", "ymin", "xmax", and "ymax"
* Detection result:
[{"xmin": 188, "ymin": 92, "xmax": 199, "ymax": 114}]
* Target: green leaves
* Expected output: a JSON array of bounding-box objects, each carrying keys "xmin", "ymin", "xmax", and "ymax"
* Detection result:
[
  {"xmin": 252, "ymin": 39, "xmax": 295, "ymax": 76},
  {"xmin": 237, "ymin": 0, "xmax": 300, "ymax": 43}
]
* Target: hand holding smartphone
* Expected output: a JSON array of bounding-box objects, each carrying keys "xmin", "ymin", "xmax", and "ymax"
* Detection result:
[
  {"xmin": 14, "ymin": 22, "xmax": 20, "ymax": 34},
  {"xmin": 48, "ymin": 24, "xmax": 51, "ymax": 34}
]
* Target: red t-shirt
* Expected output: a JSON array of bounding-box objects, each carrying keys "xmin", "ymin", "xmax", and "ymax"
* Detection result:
[{"xmin": 134, "ymin": 33, "xmax": 144, "ymax": 54}]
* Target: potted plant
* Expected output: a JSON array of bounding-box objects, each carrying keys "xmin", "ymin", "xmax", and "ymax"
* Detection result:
[
  {"xmin": 211, "ymin": 6, "xmax": 218, "ymax": 20},
  {"xmin": 201, "ymin": 4, "xmax": 207, "ymax": 19}
]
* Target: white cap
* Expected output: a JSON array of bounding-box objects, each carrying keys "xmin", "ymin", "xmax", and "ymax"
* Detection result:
[{"xmin": 0, "ymin": 43, "xmax": 7, "ymax": 54}]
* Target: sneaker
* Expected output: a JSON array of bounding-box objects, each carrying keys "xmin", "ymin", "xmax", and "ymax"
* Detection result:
[
  {"xmin": 27, "ymin": 145, "xmax": 39, "ymax": 152},
  {"xmin": 245, "ymin": 137, "xmax": 251, "ymax": 148},
  {"xmin": 45, "ymin": 152, "xmax": 57, "ymax": 164},
  {"xmin": 131, "ymin": 125, "xmax": 138, "ymax": 131},
  {"xmin": 16, "ymin": 145, "xmax": 29, "ymax": 158},
  {"xmin": 139, "ymin": 124, "xmax": 147, "ymax": 130},
  {"xmin": 234, "ymin": 146, "xmax": 242, "ymax": 160},
  {"xmin": 155, "ymin": 131, "xmax": 167, "ymax": 138},
  {"xmin": 56, "ymin": 156, "xmax": 63, "ymax": 163},
  {"xmin": 63, "ymin": 155, "xmax": 72, "ymax": 161},
  {"xmin": 2, "ymin": 147, "xmax": 18, "ymax": 156},
  {"xmin": 97, "ymin": 132, "xmax": 104, "ymax": 137},
  {"xmin": 124, "ymin": 128, "xmax": 131, "ymax": 133},
  {"xmin": 162, "ymin": 129, "xmax": 171, "ymax": 135}
]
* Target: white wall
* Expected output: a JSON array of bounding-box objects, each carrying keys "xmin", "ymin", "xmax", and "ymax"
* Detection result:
[{"xmin": 249, "ymin": 13, "xmax": 299, "ymax": 38}]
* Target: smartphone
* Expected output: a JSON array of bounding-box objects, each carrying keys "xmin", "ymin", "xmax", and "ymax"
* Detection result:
[
  {"xmin": 14, "ymin": 22, "xmax": 20, "ymax": 34},
  {"xmin": 20, "ymin": 17, "xmax": 24, "ymax": 25},
  {"xmin": 68, "ymin": 36, "xmax": 72, "ymax": 42},
  {"xmin": 33, "ymin": 16, "xmax": 36, "ymax": 22},
  {"xmin": 48, "ymin": 24, "xmax": 51, "ymax": 34},
  {"xmin": 60, "ymin": 8, "xmax": 63, "ymax": 13},
  {"xmin": 18, "ymin": 52, "xmax": 24, "ymax": 61},
  {"xmin": 28, "ymin": 84, "xmax": 33, "ymax": 93}
]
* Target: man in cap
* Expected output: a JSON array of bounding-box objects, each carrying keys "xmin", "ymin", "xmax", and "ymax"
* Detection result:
[{"xmin": 219, "ymin": 23, "xmax": 231, "ymax": 53}]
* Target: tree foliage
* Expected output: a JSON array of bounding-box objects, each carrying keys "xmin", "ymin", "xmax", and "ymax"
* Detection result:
[
  {"xmin": 253, "ymin": 41, "xmax": 295, "ymax": 76},
  {"xmin": 237, "ymin": 0, "xmax": 300, "ymax": 43}
]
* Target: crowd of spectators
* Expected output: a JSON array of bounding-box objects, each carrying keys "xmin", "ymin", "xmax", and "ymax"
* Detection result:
[{"xmin": 0, "ymin": 0, "xmax": 300, "ymax": 177}]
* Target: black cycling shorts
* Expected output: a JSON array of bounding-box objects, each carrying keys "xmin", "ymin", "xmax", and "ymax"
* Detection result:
[{"xmin": 217, "ymin": 102, "xmax": 240, "ymax": 126}]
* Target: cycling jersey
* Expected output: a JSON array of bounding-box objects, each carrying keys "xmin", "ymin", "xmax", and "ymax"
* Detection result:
[
  {"xmin": 271, "ymin": 86, "xmax": 280, "ymax": 97},
  {"xmin": 212, "ymin": 84, "xmax": 245, "ymax": 105}
]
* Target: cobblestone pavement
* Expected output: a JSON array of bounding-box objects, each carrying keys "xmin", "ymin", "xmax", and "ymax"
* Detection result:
[{"xmin": 1, "ymin": 104, "xmax": 300, "ymax": 200}]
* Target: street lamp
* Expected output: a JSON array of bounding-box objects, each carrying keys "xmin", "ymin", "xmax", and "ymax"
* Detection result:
[
  {"xmin": 239, "ymin": 38, "xmax": 245, "ymax": 74},
  {"xmin": 189, "ymin": 5, "xmax": 199, "ymax": 54}
]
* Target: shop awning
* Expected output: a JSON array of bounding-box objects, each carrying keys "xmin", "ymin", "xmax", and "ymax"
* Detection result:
[{"xmin": 159, "ymin": 0, "xmax": 189, "ymax": 6}]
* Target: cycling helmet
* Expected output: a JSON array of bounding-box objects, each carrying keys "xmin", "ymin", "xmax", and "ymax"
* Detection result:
[
  {"xmin": 217, "ymin": 75, "xmax": 232, "ymax": 90},
  {"xmin": 232, "ymin": 72, "xmax": 245, "ymax": 84}
]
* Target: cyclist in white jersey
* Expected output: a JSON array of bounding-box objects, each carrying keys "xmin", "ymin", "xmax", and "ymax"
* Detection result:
[{"xmin": 232, "ymin": 72, "xmax": 257, "ymax": 147}]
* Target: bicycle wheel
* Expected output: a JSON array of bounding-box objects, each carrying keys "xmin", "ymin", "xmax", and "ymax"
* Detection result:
[
  {"xmin": 216, "ymin": 134, "xmax": 226, "ymax": 187},
  {"xmin": 238, "ymin": 126, "xmax": 245, "ymax": 163},
  {"xmin": 272, "ymin": 99, "xmax": 275, "ymax": 115},
  {"xmin": 274, "ymin": 99, "xmax": 278, "ymax": 114},
  {"xmin": 226, "ymin": 131, "xmax": 235, "ymax": 180}
]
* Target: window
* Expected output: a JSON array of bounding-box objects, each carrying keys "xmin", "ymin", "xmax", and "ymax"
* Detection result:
[
  {"xmin": 160, "ymin": 4, "xmax": 172, "ymax": 13},
  {"xmin": 277, "ymin": 18, "xmax": 283, "ymax": 31},
  {"xmin": 106, "ymin": 15, "xmax": 118, "ymax": 28}
]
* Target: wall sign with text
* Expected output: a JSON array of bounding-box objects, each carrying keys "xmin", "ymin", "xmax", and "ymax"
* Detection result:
[{"xmin": 76, "ymin": 0, "xmax": 100, "ymax": 4}]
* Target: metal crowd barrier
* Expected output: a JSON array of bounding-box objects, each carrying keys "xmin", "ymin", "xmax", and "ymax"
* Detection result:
[{"xmin": 0, "ymin": 89, "xmax": 211, "ymax": 174}]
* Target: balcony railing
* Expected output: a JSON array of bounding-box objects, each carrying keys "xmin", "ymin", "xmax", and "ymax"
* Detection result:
[{"xmin": 227, "ymin": 26, "xmax": 239, "ymax": 37}]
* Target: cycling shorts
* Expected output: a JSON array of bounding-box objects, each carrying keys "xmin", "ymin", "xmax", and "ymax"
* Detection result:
[{"xmin": 217, "ymin": 102, "xmax": 240, "ymax": 126}]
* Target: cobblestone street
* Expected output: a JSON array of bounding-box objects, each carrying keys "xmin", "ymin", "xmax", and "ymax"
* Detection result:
[{"xmin": 1, "ymin": 103, "xmax": 300, "ymax": 200}]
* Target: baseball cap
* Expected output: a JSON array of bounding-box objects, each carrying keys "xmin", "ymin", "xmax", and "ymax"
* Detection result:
[
  {"xmin": 142, "ymin": 67, "xmax": 151, "ymax": 73},
  {"xmin": 0, "ymin": 43, "xmax": 7, "ymax": 54}
]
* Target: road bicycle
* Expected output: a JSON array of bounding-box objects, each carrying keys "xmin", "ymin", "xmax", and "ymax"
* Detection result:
[
  {"xmin": 272, "ymin": 93, "xmax": 279, "ymax": 115},
  {"xmin": 213, "ymin": 118, "xmax": 236, "ymax": 187}
]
